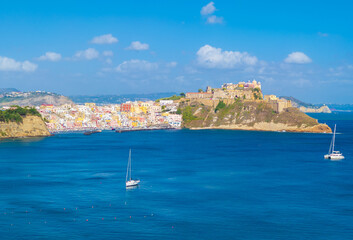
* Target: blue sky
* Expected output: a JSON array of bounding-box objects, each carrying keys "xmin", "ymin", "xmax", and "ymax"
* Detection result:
[{"xmin": 0, "ymin": 0, "xmax": 353, "ymax": 103}]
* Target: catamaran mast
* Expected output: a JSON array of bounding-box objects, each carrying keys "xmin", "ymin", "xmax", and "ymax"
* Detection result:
[
  {"xmin": 126, "ymin": 149, "xmax": 131, "ymax": 182},
  {"xmin": 332, "ymin": 124, "xmax": 336, "ymax": 153},
  {"xmin": 328, "ymin": 138, "xmax": 333, "ymax": 154}
]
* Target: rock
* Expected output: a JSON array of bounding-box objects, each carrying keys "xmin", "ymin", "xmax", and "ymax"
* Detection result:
[{"xmin": 0, "ymin": 116, "xmax": 51, "ymax": 138}]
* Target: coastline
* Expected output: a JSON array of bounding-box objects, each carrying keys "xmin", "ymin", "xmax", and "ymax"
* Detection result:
[
  {"xmin": 49, "ymin": 126, "xmax": 181, "ymax": 134},
  {"xmin": 189, "ymin": 122, "xmax": 332, "ymax": 133}
]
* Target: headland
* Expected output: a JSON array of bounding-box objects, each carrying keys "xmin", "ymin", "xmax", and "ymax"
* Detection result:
[{"xmin": 0, "ymin": 106, "xmax": 51, "ymax": 138}]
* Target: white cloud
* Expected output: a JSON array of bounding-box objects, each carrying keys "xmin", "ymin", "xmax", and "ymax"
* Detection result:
[
  {"xmin": 38, "ymin": 52, "xmax": 62, "ymax": 61},
  {"xmin": 207, "ymin": 15, "xmax": 223, "ymax": 24},
  {"xmin": 201, "ymin": 2, "xmax": 216, "ymax": 15},
  {"xmin": 102, "ymin": 51, "xmax": 113, "ymax": 57},
  {"xmin": 74, "ymin": 48, "xmax": 99, "ymax": 60},
  {"xmin": 126, "ymin": 41, "xmax": 149, "ymax": 51},
  {"xmin": 116, "ymin": 59, "xmax": 158, "ymax": 73},
  {"xmin": 91, "ymin": 34, "xmax": 118, "ymax": 44},
  {"xmin": 22, "ymin": 61, "xmax": 38, "ymax": 72},
  {"xmin": 0, "ymin": 56, "xmax": 38, "ymax": 72},
  {"xmin": 196, "ymin": 44, "xmax": 258, "ymax": 68},
  {"xmin": 284, "ymin": 52, "xmax": 312, "ymax": 64}
]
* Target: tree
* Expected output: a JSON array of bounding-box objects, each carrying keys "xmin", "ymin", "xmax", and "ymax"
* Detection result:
[
  {"xmin": 180, "ymin": 92, "xmax": 185, "ymax": 97},
  {"xmin": 198, "ymin": 89, "xmax": 203, "ymax": 93}
]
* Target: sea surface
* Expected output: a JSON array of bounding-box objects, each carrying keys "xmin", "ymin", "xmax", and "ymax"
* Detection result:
[{"xmin": 0, "ymin": 113, "xmax": 352, "ymax": 239}]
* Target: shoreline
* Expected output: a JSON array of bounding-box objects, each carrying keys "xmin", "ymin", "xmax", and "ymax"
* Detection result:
[
  {"xmin": 49, "ymin": 126, "xmax": 181, "ymax": 134},
  {"xmin": 188, "ymin": 123, "xmax": 331, "ymax": 134}
]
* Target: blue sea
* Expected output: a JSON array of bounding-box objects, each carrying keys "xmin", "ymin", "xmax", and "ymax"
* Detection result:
[{"xmin": 0, "ymin": 113, "xmax": 352, "ymax": 239}]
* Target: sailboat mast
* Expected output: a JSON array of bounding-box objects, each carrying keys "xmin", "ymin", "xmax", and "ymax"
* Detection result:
[{"xmin": 332, "ymin": 124, "xmax": 336, "ymax": 152}]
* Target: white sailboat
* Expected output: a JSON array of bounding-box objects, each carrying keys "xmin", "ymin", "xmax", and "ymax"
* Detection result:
[
  {"xmin": 324, "ymin": 124, "xmax": 344, "ymax": 161},
  {"xmin": 126, "ymin": 149, "xmax": 140, "ymax": 188}
]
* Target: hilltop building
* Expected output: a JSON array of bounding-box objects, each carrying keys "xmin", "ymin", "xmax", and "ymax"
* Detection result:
[
  {"xmin": 186, "ymin": 80, "xmax": 263, "ymax": 101},
  {"xmin": 185, "ymin": 80, "xmax": 292, "ymax": 113},
  {"xmin": 264, "ymin": 95, "xmax": 292, "ymax": 113}
]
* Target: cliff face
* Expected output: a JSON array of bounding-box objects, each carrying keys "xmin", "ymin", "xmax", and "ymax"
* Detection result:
[
  {"xmin": 299, "ymin": 105, "xmax": 331, "ymax": 113},
  {"xmin": 180, "ymin": 100, "xmax": 331, "ymax": 133},
  {"xmin": 281, "ymin": 96, "xmax": 332, "ymax": 113},
  {"xmin": 0, "ymin": 116, "xmax": 51, "ymax": 138}
]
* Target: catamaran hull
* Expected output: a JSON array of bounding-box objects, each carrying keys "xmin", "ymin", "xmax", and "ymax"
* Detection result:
[
  {"xmin": 329, "ymin": 155, "xmax": 344, "ymax": 161},
  {"xmin": 324, "ymin": 154, "xmax": 344, "ymax": 160}
]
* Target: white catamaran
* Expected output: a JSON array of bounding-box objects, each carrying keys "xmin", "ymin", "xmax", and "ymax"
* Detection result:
[
  {"xmin": 126, "ymin": 149, "xmax": 140, "ymax": 188},
  {"xmin": 324, "ymin": 124, "xmax": 344, "ymax": 161}
]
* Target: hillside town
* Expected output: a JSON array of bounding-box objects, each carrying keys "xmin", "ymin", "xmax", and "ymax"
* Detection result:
[{"xmin": 37, "ymin": 100, "xmax": 182, "ymax": 132}]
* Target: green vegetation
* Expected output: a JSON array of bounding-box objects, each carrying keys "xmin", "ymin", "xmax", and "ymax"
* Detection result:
[
  {"xmin": 178, "ymin": 99, "xmax": 320, "ymax": 130},
  {"xmin": 0, "ymin": 106, "xmax": 41, "ymax": 124},
  {"xmin": 156, "ymin": 95, "xmax": 181, "ymax": 102},
  {"xmin": 181, "ymin": 106, "xmax": 197, "ymax": 122},
  {"xmin": 179, "ymin": 92, "xmax": 185, "ymax": 97},
  {"xmin": 215, "ymin": 100, "xmax": 226, "ymax": 112},
  {"xmin": 176, "ymin": 108, "xmax": 182, "ymax": 114},
  {"xmin": 274, "ymin": 107, "xmax": 318, "ymax": 127},
  {"xmin": 252, "ymin": 87, "xmax": 262, "ymax": 100},
  {"xmin": 198, "ymin": 89, "xmax": 203, "ymax": 93}
]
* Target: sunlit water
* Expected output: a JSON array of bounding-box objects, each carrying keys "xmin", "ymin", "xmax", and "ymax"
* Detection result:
[{"xmin": 0, "ymin": 113, "xmax": 352, "ymax": 239}]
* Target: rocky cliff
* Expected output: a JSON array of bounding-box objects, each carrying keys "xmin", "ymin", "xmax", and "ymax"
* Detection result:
[
  {"xmin": 179, "ymin": 100, "xmax": 331, "ymax": 133},
  {"xmin": 281, "ymin": 96, "xmax": 332, "ymax": 113},
  {"xmin": 0, "ymin": 116, "xmax": 50, "ymax": 138},
  {"xmin": 299, "ymin": 105, "xmax": 331, "ymax": 113}
]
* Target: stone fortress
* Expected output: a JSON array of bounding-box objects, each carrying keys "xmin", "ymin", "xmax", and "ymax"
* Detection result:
[{"xmin": 185, "ymin": 80, "xmax": 292, "ymax": 113}]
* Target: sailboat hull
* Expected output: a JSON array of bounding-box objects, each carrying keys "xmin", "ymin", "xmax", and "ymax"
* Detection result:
[{"xmin": 126, "ymin": 180, "xmax": 140, "ymax": 187}]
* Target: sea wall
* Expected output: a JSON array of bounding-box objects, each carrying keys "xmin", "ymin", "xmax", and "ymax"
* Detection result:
[{"xmin": 0, "ymin": 116, "xmax": 51, "ymax": 138}]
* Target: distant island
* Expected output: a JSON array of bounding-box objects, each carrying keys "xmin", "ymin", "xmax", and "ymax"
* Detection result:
[
  {"xmin": 280, "ymin": 96, "xmax": 331, "ymax": 113},
  {"xmin": 0, "ymin": 106, "xmax": 50, "ymax": 138},
  {"xmin": 0, "ymin": 90, "xmax": 73, "ymax": 107},
  {"xmin": 177, "ymin": 81, "xmax": 331, "ymax": 133},
  {"xmin": 69, "ymin": 92, "xmax": 177, "ymax": 105}
]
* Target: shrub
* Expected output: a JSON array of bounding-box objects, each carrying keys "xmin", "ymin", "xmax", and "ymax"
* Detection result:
[
  {"xmin": 182, "ymin": 106, "xmax": 197, "ymax": 122},
  {"xmin": 215, "ymin": 100, "xmax": 226, "ymax": 112},
  {"xmin": 0, "ymin": 106, "xmax": 41, "ymax": 124}
]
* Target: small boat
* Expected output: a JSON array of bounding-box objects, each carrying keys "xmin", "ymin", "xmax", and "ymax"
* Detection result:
[
  {"xmin": 324, "ymin": 124, "xmax": 344, "ymax": 161},
  {"xmin": 126, "ymin": 149, "xmax": 140, "ymax": 188}
]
